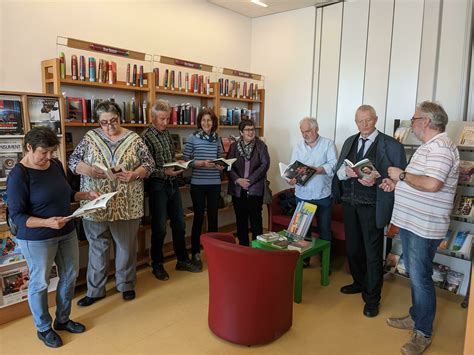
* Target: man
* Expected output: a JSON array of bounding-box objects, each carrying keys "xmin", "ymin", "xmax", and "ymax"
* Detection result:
[
  {"xmin": 288, "ymin": 117, "xmax": 337, "ymax": 261},
  {"xmin": 142, "ymin": 100, "xmax": 200, "ymax": 281},
  {"xmin": 332, "ymin": 105, "xmax": 406, "ymax": 317},
  {"xmin": 382, "ymin": 101, "xmax": 459, "ymax": 354}
]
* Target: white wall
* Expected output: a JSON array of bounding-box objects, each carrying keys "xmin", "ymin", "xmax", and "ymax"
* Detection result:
[{"xmin": 0, "ymin": 0, "xmax": 252, "ymax": 92}]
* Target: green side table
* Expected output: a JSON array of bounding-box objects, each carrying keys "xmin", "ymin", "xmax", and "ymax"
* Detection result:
[{"xmin": 251, "ymin": 237, "xmax": 330, "ymax": 303}]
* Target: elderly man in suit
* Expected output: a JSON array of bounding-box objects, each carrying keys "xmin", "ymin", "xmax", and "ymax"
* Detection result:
[{"xmin": 332, "ymin": 104, "xmax": 406, "ymax": 318}]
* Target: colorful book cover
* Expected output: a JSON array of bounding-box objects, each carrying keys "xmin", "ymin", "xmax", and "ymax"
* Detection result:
[
  {"xmin": 451, "ymin": 231, "xmax": 469, "ymax": 251},
  {"xmin": 0, "ymin": 95, "xmax": 24, "ymax": 135},
  {"xmin": 27, "ymin": 96, "xmax": 61, "ymax": 135},
  {"xmin": 432, "ymin": 262, "xmax": 449, "ymax": 288},
  {"xmin": 0, "ymin": 139, "xmax": 22, "ymax": 182}
]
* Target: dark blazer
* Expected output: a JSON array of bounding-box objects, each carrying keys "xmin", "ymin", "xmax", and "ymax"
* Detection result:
[
  {"xmin": 227, "ymin": 138, "xmax": 270, "ymax": 197},
  {"xmin": 332, "ymin": 131, "xmax": 407, "ymax": 229}
]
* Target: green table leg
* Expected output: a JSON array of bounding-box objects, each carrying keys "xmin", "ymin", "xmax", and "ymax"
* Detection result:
[
  {"xmin": 321, "ymin": 245, "xmax": 330, "ymax": 286},
  {"xmin": 294, "ymin": 258, "xmax": 304, "ymax": 303}
]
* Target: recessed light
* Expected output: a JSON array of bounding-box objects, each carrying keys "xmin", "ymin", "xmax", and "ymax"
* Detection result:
[{"xmin": 251, "ymin": 0, "xmax": 268, "ymax": 8}]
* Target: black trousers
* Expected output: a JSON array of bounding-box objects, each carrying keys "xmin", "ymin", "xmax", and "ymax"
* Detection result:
[
  {"xmin": 190, "ymin": 184, "xmax": 221, "ymax": 255},
  {"xmin": 232, "ymin": 191, "xmax": 263, "ymax": 246},
  {"xmin": 342, "ymin": 202, "xmax": 384, "ymax": 305}
]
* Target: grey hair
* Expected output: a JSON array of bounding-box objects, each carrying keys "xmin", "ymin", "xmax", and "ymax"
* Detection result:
[
  {"xmin": 299, "ymin": 117, "xmax": 319, "ymax": 131},
  {"xmin": 416, "ymin": 101, "xmax": 448, "ymax": 132},
  {"xmin": 356, "ymin": 104, "xmax": 377, "ymax": 119},
  {"xmin": 151, "ymin": 99, "xmax": 171, "ymax": 116}
]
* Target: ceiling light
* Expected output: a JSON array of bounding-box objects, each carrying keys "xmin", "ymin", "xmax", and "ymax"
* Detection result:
[{"xmin": 251, "ymin": 0, "xmax": 268, "ymax": 8}]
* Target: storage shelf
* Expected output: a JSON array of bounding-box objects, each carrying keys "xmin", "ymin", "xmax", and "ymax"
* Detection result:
[
  {"xmin": 219, "ymin": 95, "xmax": 262, "ymax": 103},
  {"xmin": 156, "ymin": 87, "xmax": 214, "ymax": 99},
  {"xmin": 61, "ymin": 76, "xmax": 149, "ymax": 92},
  {"xmin": 65, "ymin": 122, "xmax": 147, "ymax": 128},
  {"xmin": 219, "ymin": 125, "xmax": 262, "ymax": 129}
]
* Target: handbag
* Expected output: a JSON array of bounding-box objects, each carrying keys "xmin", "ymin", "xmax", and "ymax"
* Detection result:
[{"xmin": 263, "ymin": 179, "xmax": 273, "ymax": 205}]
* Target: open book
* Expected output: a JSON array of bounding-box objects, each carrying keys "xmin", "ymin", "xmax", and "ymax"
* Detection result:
[
  {"xmin": 279, "ymin": 161, "xmax": 316, "ymax": 186},
  {"xmin": 344, "ymin": 158, "xmax": 381, "ymax": 179},
  {"xmin": 163, "ymin": 160, "xmax": 193, "ymax": 170},
  {"xmin": 211, "ymin": 158, "xmax": 236, "ymax": 169},
  {"xmin": 93, "ymin": 162, "xmax": 125, "ymax": 181},
  {"xmin": 67, "ymin": 192, "xmax": 118, "ymax": 219}
]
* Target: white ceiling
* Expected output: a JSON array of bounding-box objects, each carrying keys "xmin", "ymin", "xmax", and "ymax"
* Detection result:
[{"xmin": 207, "ymin": 0, "xmax": 342, "ymax": 18}]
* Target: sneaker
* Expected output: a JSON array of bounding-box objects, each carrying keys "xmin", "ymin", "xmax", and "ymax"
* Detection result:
[
  {"xmin": 176, "ymin": 260, "xmax": 201, "ymax": 273},
  {"xmin": 152, "ymin": 264, "xmax": 169, "ymax": 281},
  {"xmin": 401, "ymin": 330, "xmax": 432, "ymax": 354},
  {"xmin": 191, "ymin": 253, "xmax": 203, "ymax": 271},
  {"xmin": 387, "ymin": 315, "xmax": 415, "ymax": 330}
]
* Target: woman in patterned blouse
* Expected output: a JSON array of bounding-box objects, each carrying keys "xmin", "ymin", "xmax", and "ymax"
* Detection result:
[{"xmin": 68, "ymin": 101, "xmax": 155, "ymax": 306}]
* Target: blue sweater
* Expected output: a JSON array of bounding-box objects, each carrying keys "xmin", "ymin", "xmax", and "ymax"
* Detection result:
[
  {"xmin": 6, "ymin": 160, "xmax": 76, "ymax": 241},
  {"xmin": 183, "ymin": 133, "xmax": 222, "ymax": 185}
]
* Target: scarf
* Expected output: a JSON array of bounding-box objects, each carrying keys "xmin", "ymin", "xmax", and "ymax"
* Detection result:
[
  {"xmin": 195, "ymin": 129, "xmax": 218, "ymax": 143},
  {"xmin": 237, "ymin": 138, "xmax": 255, "ymax": 160}
]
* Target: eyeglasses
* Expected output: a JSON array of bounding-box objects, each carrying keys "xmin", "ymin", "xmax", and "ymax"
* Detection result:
[
  {"xmin": 242, "ymin": 128, "xmax": 255, "ymax": 132},
  {"xmin": 410, "ymin": 116, "xmax": 426, "ymax": 123},
  {"xmin": 99, "ymin": 117, "xmax": 119, "ymax": 127}
]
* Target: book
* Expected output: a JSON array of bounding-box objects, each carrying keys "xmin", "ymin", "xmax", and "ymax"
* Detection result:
[
  {"xmin": 279, "ymin": 161, "xmax": 317, "ymax": 186},
  {"xmin": 458, "ymin": 160, "xmax": 474, "ymax": 184},
  {"xmin": 93, "ymin": 162, "xmax": 125, "ymax": 181},
  {"xmin": 286, "ymin": 201, "xmax": 317, "ymax": 239},
  {"xmin": 438, "ymin": 229, "xmax": 453, "ymax": 250},
  {"xmin": 0, "ymin": 185, "xmax": 6, "ymax": 227},
  {"xmin": 271, "ymin": 239, "xmax": 290, "ymax": 249},
  {"xmin": 393, "ymin": 126, "xmax": 410, "ymax": 143},
  {"xmin": 0, "ymin": 265, "xmax": 29, "ymax": 306},
  {"xmin": 163, "ymin": 160, "xmax": 193, "ymax": 170},
  {"xmin": 432, "ymin": 263, "xmax": 449, "ymax": 288},
  {"xmin": 444, "ymin": 270, "xmax": 464, "ymax": 294},
  {"xmin": 450, "ymin": 231, "xmax": 469, "ymax": 251},
  {"xmin": 453, "ymin": 195, "xmax": 474, "ymax": 218},
  {"xmin": 459, "ymin": 126, "xmax": 474, "ymax": 146},
  {"xmin": 343, "ymin": 158, "xmax": 381, "ymax": 179},
  {"xmin": 221, "ymin": 137, "xmax": 233, "ymax": 153},
  {"xmin": 0, "ymin": 95, "xmax": 24, "ymax": 135},
  {"xmin": 66, "ymin": 97, "xmax": 84, "ymax": 122},
  {"xmin": 0, "ymin": 139, "xmax": 23, "ymax": 182},
  {"xmin": 384, "ymin": 252, "xmax": 400, "ymax": 273},
  {"xmin": 256, "ymin": 232, "xmax": 281, "ymax": 243},
  {"xmin": 67, "ymin": 192, "xmax": 118, "ymax": 219},
  {"xmin": 27, "ymin": 96, "xmax": 61, "ymax": 135},
  {"xmin": 211, "ymin": 158, "xmax": 237, "ymax": 169},
  {"xmin": 287, "ymin": 239, "xmax": 312, "ymax": 252}
]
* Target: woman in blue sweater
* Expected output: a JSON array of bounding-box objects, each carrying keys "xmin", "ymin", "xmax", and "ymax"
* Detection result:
[
  {"xmin": 6, "ymin": 127, "xmax": 98, "ymax": 348},
  {"xmin": 183, "ymin": 108, "xmax": 224, "ymax": 270}
]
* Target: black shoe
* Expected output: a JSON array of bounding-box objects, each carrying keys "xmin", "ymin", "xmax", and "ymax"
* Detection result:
[
  {"xmin": 152, "ymin": 264, "xmax": 169, "ymax": 281},
  {"xmin": 340, "ymin": 284, "xmax": 363, "ymax": 294},
  {"xmin": 303, "ymin": 258, "xmax": 310, "ymax": 268},
  {"xmin": 37, "ymin": 329, "xmax": 63, "ymax": 348},
  {"xmin": 76, "ymin": 295, "xmax": 105, "ymax": 307},
  {"xmin": 191, "ymin": 253, "xmax": 203, "ymax": 271},
  {"xmin": 363, "ymin": 303, "xmax": 379, "ymax": 318},
  {"xmin": 176, "ymin": 260, "xmax": 201, "ymax": 273},
  {"xmin": 123, "ymin": 290, "xmax": 136, "ymax": 300},
  {"xmin": 53, "ymin": 319, "xmax": 86, "ymax": 333}
]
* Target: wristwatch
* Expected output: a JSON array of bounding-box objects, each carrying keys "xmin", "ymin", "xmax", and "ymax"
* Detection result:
[{"xmin": 399, "ymin": 172, "xmax": 406, "ymax": 181}]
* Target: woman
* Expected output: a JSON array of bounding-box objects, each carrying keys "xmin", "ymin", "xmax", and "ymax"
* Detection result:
[
  {"xmin": 68, "ymin": 101, "xmax": 154, "ymax": 306},
  {"xmin": 6, "ymin": 127, "xmax": 99, "ymax": 348},
  {"xmin": 183, "ymin": 108, "xmax": 224, "ymax": 270},
  {"xmin": 227, "ymin": 119, "xmax": 270, "ymax": 246}
]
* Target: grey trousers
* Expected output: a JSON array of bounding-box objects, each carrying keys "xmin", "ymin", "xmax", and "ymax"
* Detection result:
[{"xmin": 82, "ymin": 219, "xmax": 140, "ymax": 297}]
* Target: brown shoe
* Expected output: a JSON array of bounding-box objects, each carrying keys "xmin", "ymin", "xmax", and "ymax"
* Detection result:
[
  {"xmin": 401, "ymin": 330, "xmax": 432, "ymax": 355},
  {"xmin": 387, "ymin": 315, "xmax": 415, "ymax": 330}
]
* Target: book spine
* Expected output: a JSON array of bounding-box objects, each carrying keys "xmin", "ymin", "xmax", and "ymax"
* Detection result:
[
  {"xmin": 206, "ymin": 76, "xmax": 210, "ymax": 95},
  {"xmin": 170, "ymin": 70, "xmax": 175, "ymax": 90},
  {"xmin": 164, "ymin": 69, "xmax": 169, "ymax": 89},
  {"xmin": 142, "ymin": 100, "xmax": 147, "ymax": 124},
  {"xmin": 71, "ymin": 55, "xmax": 78, "ymax": 80},
  {"xmin": 132, "ymin": 64, "xmax": 137, "ymax": 87},
  {"xmin": 224, "ymin": 79, "xmax": 229, "ymax": 96},
  {"xmin": 255, "ymin": 84, "xmax": 259, "ymax": 100},
  {"xmin": 243, "ymin": 82, "xmax": 247, "ymax": 98},
  {"xmin": 79, "ymin": 56, "xmax": 85, "ymax": 80},
  {"xmin": 89, "ymin": 58, "xmax": 96, "ymax": 82},
  {"xmin": 178, "ymin": 71, "xmax": 182, "ymax": 91},
  {"xmin": 153, "ymin": 68, "xmax": 159, "ymax": 87},
  {"xmin": 108, "ymin": 61, "xmax": 113, "ymax": 85},
  {"xmin": 249, "ymin": 83, "xmax": 254, "ymax": 100},
  {"xmin": 139, "ymin": 65, "xmax": 144, "ymax": 87},
  {"xmin": 198, "ymin": 75, "xmax": 203, "ymax": 94},
  {"xmin": 59, "ymin": 52, "xmax": 66, "ymax": 79},
  {"xmin": 219, "ymin": 78, "xmax": 224, "ymax": 96},
  {"xmin": 126, "ymin": 63, "xmax": 131, "ymax": 86},
  {"xmin": 81, "ymin": 98, "xmax": 87, "ymax": 123},
  {"xmin": 185, "ymin": 72, "xmax": 189, "ymax": 92},
  {"xmin": 171, "ymin": 106, "xmax": 178, "ymax": 125}
]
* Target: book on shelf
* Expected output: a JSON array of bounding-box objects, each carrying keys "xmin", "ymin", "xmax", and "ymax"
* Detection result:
[
  {"xmin": 344, "ymin": 158, "xmax": 381, "ymax": 179},
  {"xmin": 287, "ymin": 239, "xmax": 312, "ymax": 253},
  {"xmin": 66, "ymin": 97, "xmax": 85, "ymax": 123},
  {"xmin": 0, "ymin": 185, "xmax": 6, "ymax": 227},
  {"xmin": 279, "ymin": 161, "xmax": 317, "ymax": 186},
  {"xmin": 0, "ymin": 264, "xmax": 29, "ymax": 306},
  {"xmin": 27, "ymin": 96, "xmax": 61, "ymax": 135},
  {"xmin": 220, "ymin": 137, "xmax": 233, "ymax": 153},
  {"xmin": 453, "ymin": 195, "xmax": 474, "ymax": 218},
  {"xmin": 458, "ymin": 160, "xmax": 474, "ymax": 184},
  {"xmin": 384, "ymin": 252, "xmax": 400, "ymax": 273},
  {"xmin": 67, "ymin": 192, "xmax": 118, "ymax": 219},
  {"xmin": 93, "ymin": 162, "xmax": 125, "ymax": 181},
  {"xmin": 0, "ymin": 95, "xmax": 24, "ymax": 136},
  {"xmin": 286, "ymin": 201, "xmax": 317, "ymax": 239},
  {"xmin": 432, "ymin": 262, "xmax": 449, "ymax": 288},
  {"xmin": 163, "ymin": 160, "xmax": 194, "ymax": 170},
  {"xmin": 256, "ymin": 232, "xmax": 281, "ymax": 243},
  {"xmin": 0, "ymin": 236, "xmax": 24, "ymax": 265},
  {"xmin": 450, "ymin": 231, "xmax": 469, "ymax": 251},
  {"xmin": 0, "ymin": 139, "xmax": 23, "ymax": 182},
  {"xmin": 459, "ymin": 126, "xmax": 474, "ymax": 146},
  {"xmin": 444, "ymin": 270, "xmax": 464, "ymax": 294},
  {"xmin": 211, "ymin": 158, "xmax": 236, "ymax": 169},
  {"xmin": 438, "ymin": 229, "xmax": 453, "ymax": 250}
]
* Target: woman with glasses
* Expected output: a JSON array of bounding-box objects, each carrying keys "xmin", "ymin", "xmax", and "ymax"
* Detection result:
[
  {"xmin": 68, "ymin": 101, "xmax": 155, "ymax": 306},
  {"xmin": 227, "ymin": 119, "xmax": 270, "ymax": 246},
  {"xmin": 182, "ymin": 108, "xmax": 225, "ymax": 270},
  {"xmin": 6, "ymin": 127, "xmax": 99, "ymax": 348}
]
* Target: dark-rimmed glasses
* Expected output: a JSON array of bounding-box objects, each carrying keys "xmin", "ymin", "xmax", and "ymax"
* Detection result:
[{"xmin": 99, "ymin": 117, "xmax": 119, "ymax": 127}]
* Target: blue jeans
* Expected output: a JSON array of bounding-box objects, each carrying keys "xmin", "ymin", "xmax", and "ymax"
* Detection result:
[
  {"xmin": 17, "ymin": 230, "xmax": 79, "ymax": 332},
  {"xmin": 399, "ymin": 228, "xmax": 441, "ymax": 337},
  {"xmin": 296, "ymin": 196, "xmax": 332, "ymax": 241}
]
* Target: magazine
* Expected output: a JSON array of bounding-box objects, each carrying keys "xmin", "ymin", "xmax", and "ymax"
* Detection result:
[
  {"xmin": 286, "ymin": 201, "xmax": 317, "ymax": 239},
  {"xmin": 459, "ymin": 126, "xmax": 474, "ymax": 146},
  {"xmin": 93, "ymin": 162, "xmax": 126, "ymax": 181},
  {"xmin": 0, "ymin": 95, "xmax": 24, "ymax": 135},
  {"xmin": 0, "ymin": 139, "xmax": 23, "ymax": 182},
  {"xmin": 279, "ymin": 161, "xmax": 316, "ymax": 186},
  {"xmin": 458, "ymin": 160, "xmax": 474, "ymax": 184},
  {"xmin": 453, "ymin": 195, "xmax": 474, "ymax": 218},
  {"xmin": 27, "ymin": 96, "xmax": 61, "ymax": 135},
  {"xmin": 344, "ymin": 158, "xmax": 381, "ymax": 179},
  {"xmin": 67, "ymin": 192, "xmax": 118, "ymax": 219}
]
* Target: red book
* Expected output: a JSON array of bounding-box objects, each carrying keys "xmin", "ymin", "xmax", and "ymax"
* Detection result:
[
  {"xmin": 81, "ymin": 98, "xmax": 87, "ymax": 123},
  {"xmin": 190, "ymin": 74, "xmax": 195, "ymax": 93},
  {"xmin": 71, "ymin": 55, "xmax": 78, "ymax": 80},
  {"xmin": 198, "ymin": 75, "xmax": 204, "ymax": 94},
  {"xmin": 171, "ymin": 106, "xmax": 178, "ymax": 125}
]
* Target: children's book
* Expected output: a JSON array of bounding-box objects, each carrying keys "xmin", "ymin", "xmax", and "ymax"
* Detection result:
[
  {"xmin": 343, "ymin": 158, "xmax": 381, "ymax": 179},
  {"xmin": 286, "ymin": 201, "xmax": 317, "ymax": 239}
]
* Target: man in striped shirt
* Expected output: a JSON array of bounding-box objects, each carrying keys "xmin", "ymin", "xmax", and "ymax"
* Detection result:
[{"xmin": 381, "ymin": 101, "xmax": 459, "ymax": 355}]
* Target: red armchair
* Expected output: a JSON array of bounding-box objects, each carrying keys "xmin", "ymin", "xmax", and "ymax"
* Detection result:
[{"xmin": 201, "ymin": 233, "xmax": 299, "ymax": 346}]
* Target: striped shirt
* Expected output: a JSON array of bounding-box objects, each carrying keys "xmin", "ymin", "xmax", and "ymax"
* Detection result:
[
  {"xmin": 183, "ymin": 133, "xmax": 222, "ymax": 185},
  {"xmin": 391, "ymin": 132, "xmax": 459, "ymax": 239},
  {"xmin": 142, "ymin": 125, "xmax": 175, "ymax": 180}
]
